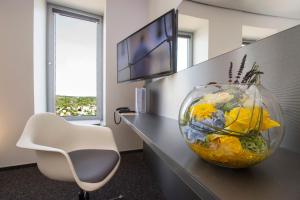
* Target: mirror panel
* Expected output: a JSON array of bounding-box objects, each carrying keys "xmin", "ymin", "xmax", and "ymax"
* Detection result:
[{"xmin": 177, "ymin": 1, "xmax": 300, "ymax": 71}]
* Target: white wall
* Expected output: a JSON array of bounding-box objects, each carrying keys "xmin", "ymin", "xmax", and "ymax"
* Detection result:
[
  {"xmin": 179, "ymin": 1, "xmax": 300, "ymax": 59},
  {"xmin": 0, "ymin": 0, "xmax": 36, "ymax": 167},
  {"xmin": 148, "ymin": 0, "xmax": 182, "ymax": 21},
  {"xmin": 104, "ymin": 0, "xmax": 151, "ymax": 151},
  {"xmin": 193, "ymin": 22, "xmax": 209, "ymax": 64}
]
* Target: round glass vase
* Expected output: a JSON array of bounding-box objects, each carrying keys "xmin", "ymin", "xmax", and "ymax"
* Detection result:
[{"xmin": 179, "ymin": 84, "xmax": 284, "ymax": 168}]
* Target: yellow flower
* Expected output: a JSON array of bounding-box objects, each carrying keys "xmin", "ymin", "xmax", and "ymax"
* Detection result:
[
  {"xmin": 207, "ymin": 134, "xmax": 242, "ymax": 154},
  {"xmin": 190, "ymin": 103, "xmax": 216, "ymax": 121},
  {"xmin": 225, "ymin": 107, "xmax": 280, "ymax": 134}
]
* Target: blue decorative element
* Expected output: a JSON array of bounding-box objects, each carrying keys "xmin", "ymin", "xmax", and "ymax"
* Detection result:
[
  {"xmin": 182, "ymin": 126, "xmax": 206, "ymax": 143},
  {"xmin": 182, "ymin": 111, "xmax": 225, "ymax": 143},
  {"xmin": 191, "ymin": 110, "xmax": 225, "ymax": 132},
  {"xmin": 191, "ymin": 120, "xmax": 214, "ymax": 133},
  {"xmin": 213, "ymin": 110, "xmax": 225, "ymax": 128}
]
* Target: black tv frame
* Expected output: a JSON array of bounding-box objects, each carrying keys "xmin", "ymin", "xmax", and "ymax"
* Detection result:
[{"xmin": 117, "ymin": 9, "xmax": 177, "ymax": 83}]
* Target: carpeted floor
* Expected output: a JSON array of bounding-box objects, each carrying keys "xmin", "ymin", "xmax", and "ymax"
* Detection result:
[{"xmin": 0, "ymin": 151, "xmax": 166, "ymax": 200}]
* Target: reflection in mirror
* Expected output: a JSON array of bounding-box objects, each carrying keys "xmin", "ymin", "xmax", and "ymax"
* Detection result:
[
  {"xmin": 177, "ymin": 0, "xmax": 300, "ymax": 70},
  {"xmin": 242, "ymin": 26, "xmax": 278, "ymax": 46},
  {"xmin": 177, "ymin": 31, "xmax": 192, "ymax": 71},
  {"xmin": 177, "ymin": 14, "xmax": 208, "ymax": 71}
]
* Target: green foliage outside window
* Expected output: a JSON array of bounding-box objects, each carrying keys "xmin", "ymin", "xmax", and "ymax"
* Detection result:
[{"xmin": 56, "ymin": 96, "xmax": 96, "ymax": 117}]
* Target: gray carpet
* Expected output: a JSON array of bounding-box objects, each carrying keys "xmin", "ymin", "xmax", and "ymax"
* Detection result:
[{"xmin": 0, "ymin": 151, "xmax": 166, "ymax": 200}]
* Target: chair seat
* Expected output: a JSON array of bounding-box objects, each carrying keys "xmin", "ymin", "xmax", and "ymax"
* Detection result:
[{"xmin": 69, "ymin": 149, "xmax": 120, "ymax": 183}]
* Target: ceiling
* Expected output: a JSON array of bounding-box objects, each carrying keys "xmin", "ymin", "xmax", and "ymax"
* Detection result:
[
  {"xmin": 47, "ymin": 0, "xmax": 105, "ymax": 15},
  {"xmin": 190, "ymin": 0, "xmax": 300, "ymax": 19},
  {"xmin": 178, "ymin": 14, "xmax": 208, "ymax": 32}
]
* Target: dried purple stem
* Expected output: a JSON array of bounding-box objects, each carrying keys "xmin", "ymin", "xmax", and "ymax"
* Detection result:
[
  {"xmin": 234, "ymin": 54, "xmax": 247, "ymax": 84},
  {"xmin": 228, "ymin": 62, "xmax": 233, "ymax": 83}
]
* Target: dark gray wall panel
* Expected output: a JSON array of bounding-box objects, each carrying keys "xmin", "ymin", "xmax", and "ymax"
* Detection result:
[
  {"xmin": 143, "ymin": 143, "xmax": 201, "ymax": 200},
  {"xmin": 146, "ymin": 25, "xmax": 300, "ymax": 153}
]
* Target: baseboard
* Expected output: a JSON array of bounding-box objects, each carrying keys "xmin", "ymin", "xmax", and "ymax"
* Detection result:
[
  {"xmin": 120, "ymin": 149, "xmax": 143, "ymax": 154},
  {"xmin": 0, "ymin": 163, "xmax": 37, "ymax": 171}
]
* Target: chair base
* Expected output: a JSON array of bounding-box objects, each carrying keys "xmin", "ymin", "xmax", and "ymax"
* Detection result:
[
  {"xmin": 78, "ymin": 189, "xmax": 124, "ymax": 200},
  {"xmin": 108, "ymin": 194, "xmax": 124, "ymax": 200}
]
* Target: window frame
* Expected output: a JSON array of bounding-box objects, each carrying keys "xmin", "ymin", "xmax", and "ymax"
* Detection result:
[
  {"xmin": 47, "ymin": 4, "xmax": 103, "ymax": 121},
  {"xmin": 177, "ymin": 31, "xmax": 193, "ymax": 68},
  {"xmin": 242, "ymin": 38, "xmax": 256, "ymax": 46}
]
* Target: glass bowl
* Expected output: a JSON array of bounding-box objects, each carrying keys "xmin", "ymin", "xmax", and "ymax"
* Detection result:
[{"xmin": 179, "ymin": 84, "xmax": 284, "ymax": 168}]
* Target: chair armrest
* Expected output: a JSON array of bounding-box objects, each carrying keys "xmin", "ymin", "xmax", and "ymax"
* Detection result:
[{"xmin": 17, "ymin": 136, "xmax": 65, "ymax": 154}]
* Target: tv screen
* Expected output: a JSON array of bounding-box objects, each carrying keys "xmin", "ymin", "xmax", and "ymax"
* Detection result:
[{"xmin": 117, "ymin": 9, "xmax": 177, "ymax": 83}]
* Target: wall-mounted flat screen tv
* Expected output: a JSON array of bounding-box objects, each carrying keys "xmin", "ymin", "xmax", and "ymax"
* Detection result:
[{"xmin": 117, "ymin": 9, "xmax": 177, "ymax": 83}]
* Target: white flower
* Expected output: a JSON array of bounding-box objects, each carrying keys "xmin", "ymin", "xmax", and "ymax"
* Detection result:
[
  {"xmin": 203, "ymin": 92, "xmax": 234, "ymax": 104},
  {"xmin": 242, "ymin": 94, "xmax": 261, "ymax": 107},
  {"xmin": 242, "ymin": 87, "xmax": 263, "ymax": 108}
]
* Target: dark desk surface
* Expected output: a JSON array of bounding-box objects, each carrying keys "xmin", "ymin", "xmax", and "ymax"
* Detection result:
[{"xmin": 120, "ymin": 113, "xmax": 300, "ymax": 200}]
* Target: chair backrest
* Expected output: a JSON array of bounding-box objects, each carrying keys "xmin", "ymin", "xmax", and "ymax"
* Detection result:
[
  {"xmin": 18, "ymin": 113, "xmax": 72, "ymax": 149},
  {"xmin": 18, "ymin": 112, "xmax": 118, "ymax": 153}
]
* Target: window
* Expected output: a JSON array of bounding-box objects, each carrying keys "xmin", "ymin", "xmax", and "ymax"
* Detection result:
[
  {"xmin": 47, "ymin": 5, "xmax": 103, "ymax": 121},
  {"xmin": 177, "ymin": 32, "xmax": 193, "ymax": 71}
]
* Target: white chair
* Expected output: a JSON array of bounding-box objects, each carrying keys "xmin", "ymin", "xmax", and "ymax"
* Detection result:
[{"xmin": 16, "ymin": 113, "xmax": 121, "ymax": 200}]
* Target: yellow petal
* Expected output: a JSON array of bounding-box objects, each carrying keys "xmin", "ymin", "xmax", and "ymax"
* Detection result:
[{"xmin": 261, "ymin": 119, "xmax": 280, "ymax": 131}]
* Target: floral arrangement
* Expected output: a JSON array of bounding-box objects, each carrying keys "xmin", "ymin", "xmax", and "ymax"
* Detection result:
[{"xmin": 179, "ymin": 55, "xmax": 282, "ymax": 168}]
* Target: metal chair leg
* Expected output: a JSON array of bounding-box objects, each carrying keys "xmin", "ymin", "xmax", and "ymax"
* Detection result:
[
  {"xmin": 79, "ymin": 188, "xmax": 123, "ymax": 200},
  {"xmin": 79, "ymin": 189, "xmax": 90, "ymax": 200}
]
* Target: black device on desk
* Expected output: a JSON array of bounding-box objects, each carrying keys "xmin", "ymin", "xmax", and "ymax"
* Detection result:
[
  {"xmin": 114, "ymin": 107, "xmax": 135, "ymax": 124},
  {"xmin": 116, "ymin": 107, "xmax": 136, "ymax": 113}
]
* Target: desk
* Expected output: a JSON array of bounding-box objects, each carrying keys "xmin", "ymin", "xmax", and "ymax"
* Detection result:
[{"xmin": 120, "ymin": 113, "xmax": 300, "ymax": 200}]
